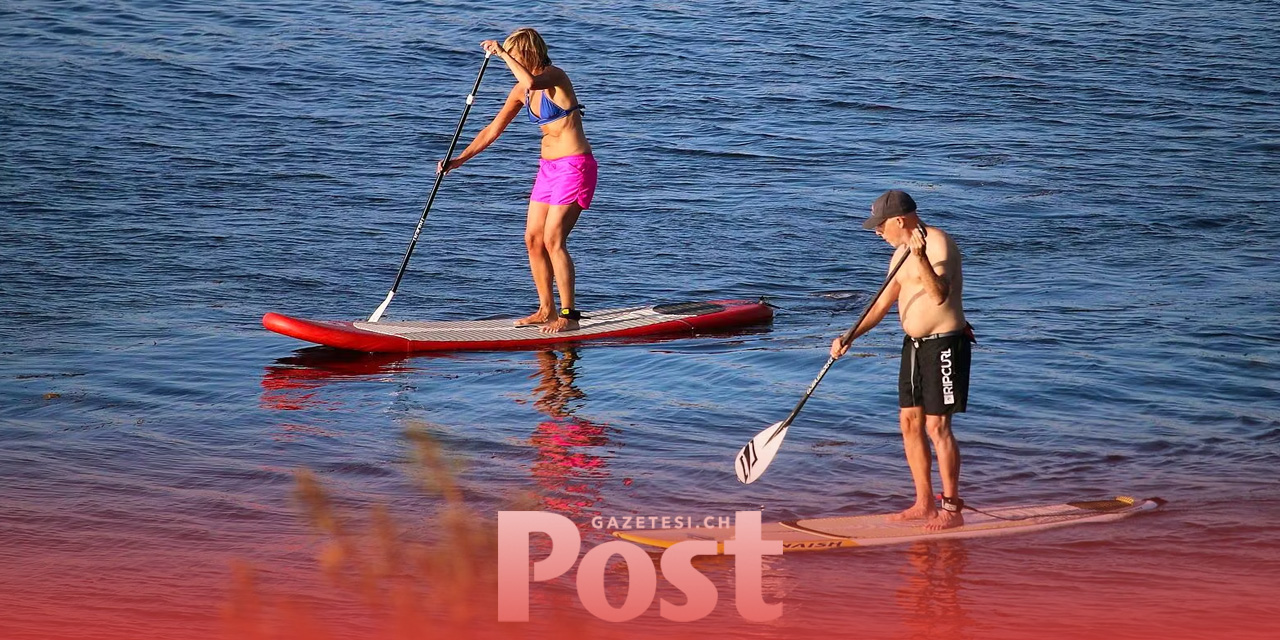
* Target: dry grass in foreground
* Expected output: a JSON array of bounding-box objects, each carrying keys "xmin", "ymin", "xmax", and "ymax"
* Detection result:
[{"xmin": 224, "ymin": 424, "xmax": 615, "ymax": 640}]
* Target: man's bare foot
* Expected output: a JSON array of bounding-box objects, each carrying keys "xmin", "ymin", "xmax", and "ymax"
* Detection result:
[
  {"xmin": 514, "ymin": 310, "xmax": 554, "ymax": 326},
  {"xmin": 924, "ymin": 509, "xmax": 964, "ymax": 531},
  {"xmin": 539, "ymin": 317, "xmax": 579, "ymax": 334},
  {"xmin": 887, "ymin": 504, "xmax": 935, "ymax": 522}
]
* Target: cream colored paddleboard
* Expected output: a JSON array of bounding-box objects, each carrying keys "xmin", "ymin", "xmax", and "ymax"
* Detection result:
[{"xmin": 613, "ymin": 496, "xmax": 1165, "ymax": 553}]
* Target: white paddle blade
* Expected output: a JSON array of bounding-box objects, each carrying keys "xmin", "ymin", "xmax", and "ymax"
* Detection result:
[
  {"xmin": 368, "ymin": 291, "xmax": 395, "ymax": 323},
  {"xmin": 735, "ymin": 420, "xmax": 788, "ymax": 484}
]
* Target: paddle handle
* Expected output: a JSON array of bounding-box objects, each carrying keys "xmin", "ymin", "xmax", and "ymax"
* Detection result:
[{"xmin": 370, "ymin": 53, "xmax": 492, "ymax": 322}]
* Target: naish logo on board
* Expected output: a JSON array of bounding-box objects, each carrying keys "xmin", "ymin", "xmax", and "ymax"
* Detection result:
[
  {"xmin": 783, "ymin": 540, "xmax": 845, "ymax": 550},
  {"xmin": 499, "ymin": 511, "xmax": 782, "ymax": 623},
  {"xmin": 940, "ymin": 348, "xmax": 955, "ymax": 404}
]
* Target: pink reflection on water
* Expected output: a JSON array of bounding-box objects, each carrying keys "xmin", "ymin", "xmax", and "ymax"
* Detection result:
[{"xmin": 525, "ymin": 349, "xmax": 612, "ymax": 525}]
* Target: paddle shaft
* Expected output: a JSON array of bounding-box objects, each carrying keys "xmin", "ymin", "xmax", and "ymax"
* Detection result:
[
  {"xmin": 765, "ymin": 246, "xmax": 915, "ymax": 444},
  {"xmin": 370, "ymin": 53, "xmax": 491, "ymax": 322}
]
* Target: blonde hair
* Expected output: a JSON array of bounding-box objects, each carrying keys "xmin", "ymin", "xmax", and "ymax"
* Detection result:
[{"xmin": 503, "ymin": 28, "xmax": 551, "ymax": 69}]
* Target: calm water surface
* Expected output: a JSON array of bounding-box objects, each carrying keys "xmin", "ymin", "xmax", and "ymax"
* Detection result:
[{"xmin": 2, "ymin": 1, "xmax": 1278, "ymax": 639}]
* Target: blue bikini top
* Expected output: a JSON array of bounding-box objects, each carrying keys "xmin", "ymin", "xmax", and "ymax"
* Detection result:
[{"xmin": 526, "ymin": 89, "xmax": 584, "ymax": 126}]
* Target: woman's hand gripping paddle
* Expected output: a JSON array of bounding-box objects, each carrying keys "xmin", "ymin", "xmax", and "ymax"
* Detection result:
[
  {"xmin": 735, "ymin": 231, "xmax": 921, "ymax": 483},
  {"xmin": 369, "ymin": 52, "xmax": 491, "ymax": 322}
]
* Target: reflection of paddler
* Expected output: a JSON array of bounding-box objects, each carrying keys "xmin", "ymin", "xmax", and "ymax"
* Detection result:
[
  {"xmin": 895, "ymin": 540, "xmax": 971, "ymax": 639},
  {"xmin": 526, "ymin": 349, "xmax": 610, "ymax": 522},
  {"xmin": 530, "ymin": 348, "xmax": 585, "ymax": 418}
]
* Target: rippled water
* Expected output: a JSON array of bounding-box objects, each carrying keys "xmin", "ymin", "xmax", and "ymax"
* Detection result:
[{"xmin": 3, "ymin": 1, "xmax": 1279, "ymax": 639}]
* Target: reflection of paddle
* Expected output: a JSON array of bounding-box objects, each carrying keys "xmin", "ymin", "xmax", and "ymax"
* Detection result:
[
  {"xmin": 735, "ymin": 244, "xmax": 915, "ymax": 484},
  {"xmin": 369, "ymin": 53, "xmax": 491, "ymax": 322}
]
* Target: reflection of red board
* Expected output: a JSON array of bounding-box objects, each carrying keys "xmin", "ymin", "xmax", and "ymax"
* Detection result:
[{"xmin": 262, "ymin": 300, "xmax": 772, "ymax": 353}]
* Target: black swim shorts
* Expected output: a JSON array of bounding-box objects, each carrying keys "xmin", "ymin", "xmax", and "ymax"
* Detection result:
[{"xmin": 899, "ymin": 327, "xmax": 974, "ymax": 415}]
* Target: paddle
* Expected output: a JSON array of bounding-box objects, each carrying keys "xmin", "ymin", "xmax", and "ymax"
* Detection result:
[
  {"xmin": 735, "ymin": 234, "xmax": 920, "ymax": 484},
  {"xmin": 369, "ymin": 52, "xmax": 492, "ymax": 323}
]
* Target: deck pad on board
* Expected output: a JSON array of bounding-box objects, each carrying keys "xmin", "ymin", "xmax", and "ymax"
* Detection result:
[{"xmin": 613, "ymin": 496, "xmax": 1165, "ymax": 553}]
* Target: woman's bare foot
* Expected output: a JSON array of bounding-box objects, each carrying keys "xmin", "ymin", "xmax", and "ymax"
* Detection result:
[
  {"xmin": 887, "ymin": 503, "xmax": 935, "ymax": 522},
  {"xmin": 515, "ymin": 309, "xmax": 554, "ymax": 326},
  {"xmin": 924, "ymin": 509, "xmax": 964, "ymax": 531},
  {"xmin": 540, "ymin": 317, "xmax": 579, "ymax": 334}
]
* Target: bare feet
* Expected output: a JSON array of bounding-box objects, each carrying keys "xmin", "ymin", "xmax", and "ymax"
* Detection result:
[
  {"xmin": 887, "ymin": 504, "xmax": 935, "ymax": 522},
  {"xmin": 539, "ymin": 317, "xmax": 579, "ymax": 334},
  {"xmin": 924, "ymin": 509, "xmax": 964, "ymax": 531},
  {"xmin": 515, "ymin": 309, "xmax": 554, "ymax": 326}
]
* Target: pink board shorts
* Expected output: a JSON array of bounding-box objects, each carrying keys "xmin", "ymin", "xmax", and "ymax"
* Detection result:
[{"xmin": 531, "ymin": 153, "xmax": 598, "ymax": 209}]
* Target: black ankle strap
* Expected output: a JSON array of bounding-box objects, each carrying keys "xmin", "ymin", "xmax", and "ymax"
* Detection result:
[{"xmin": 559, "ymin": 308, "xmax": 582, "ymax": 321}]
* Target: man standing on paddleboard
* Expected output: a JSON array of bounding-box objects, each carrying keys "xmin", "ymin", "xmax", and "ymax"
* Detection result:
[{"xmin": 830, "ymin": 189, "xmax": 975, "ymax": 531}]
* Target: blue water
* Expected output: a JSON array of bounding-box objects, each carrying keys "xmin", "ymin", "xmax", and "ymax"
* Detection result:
[{"xmin": 2, "ymin": 1, "xmax": 1279, "ymax": 639}]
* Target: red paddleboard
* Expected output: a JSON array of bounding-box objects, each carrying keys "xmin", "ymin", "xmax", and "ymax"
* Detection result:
[{"xmin": 262, "ymin": 300, "xmax": 772, "ymax": 353}]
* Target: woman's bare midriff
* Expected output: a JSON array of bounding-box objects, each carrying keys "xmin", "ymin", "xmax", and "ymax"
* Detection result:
[{"xmin": 538, "ymin": 119, "xmax": 591, "ymax": 160}]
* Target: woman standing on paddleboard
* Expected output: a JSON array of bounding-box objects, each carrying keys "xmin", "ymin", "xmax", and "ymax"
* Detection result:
[{"xmin": 438, "ymin": 28, "xmax": 596, "ymax": 334}]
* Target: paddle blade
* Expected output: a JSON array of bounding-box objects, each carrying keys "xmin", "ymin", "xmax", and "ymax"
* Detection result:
[
  {"xmin": 368, "ymin": 291, "xmax": 395, "ymax": 323},
  {"xmin": 735, "ymin": 420, "xmax": 789, "ymax": 484}
]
